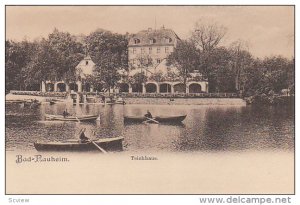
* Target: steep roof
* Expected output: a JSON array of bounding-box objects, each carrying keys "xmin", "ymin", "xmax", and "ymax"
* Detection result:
[
  {"xmin": 75, "ymin": 55, "xmax": 96, "ymax": 78},
  {"xmin": 128, "ymin": 27, "xmax": 180, "ymax": 46}
]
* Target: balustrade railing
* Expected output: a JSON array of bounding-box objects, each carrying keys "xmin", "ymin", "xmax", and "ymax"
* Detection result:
[{"xmin": 9, "ymin": 90, "xmax": 240, "ymax": 98}]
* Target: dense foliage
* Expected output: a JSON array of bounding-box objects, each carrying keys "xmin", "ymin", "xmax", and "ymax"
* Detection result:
[
  {"xmin": 6, "ymin": 28, "xmax": 128, "ymax": 93},
  {"xmin": 6, "ymin": 26, "xmax": 294, "ymax": 97},
  {"xmin": 166, "ymin": 21, "xmax": 294, "ymax": 95}
]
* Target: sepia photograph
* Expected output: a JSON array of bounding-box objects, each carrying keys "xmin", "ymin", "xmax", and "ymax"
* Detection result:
[{"xmin": 5, "ymin": 5, "xmax": 294, "ymax": 196}]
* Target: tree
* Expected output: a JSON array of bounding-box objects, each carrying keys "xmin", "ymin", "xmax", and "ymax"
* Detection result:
[
  {"xmin": 165, "ymin": 69, "xmax": 179, "ymax": 82},
  {"xmin": 260, "ymin": 56, "xmax": 293, "ymax": 93},
  {"xmin": 239, "ymin": 56, "xmax": 294, "ymax": 96},
  {"xmin": 5, "ymin": 40, "xmax": 39, "ymax": 92},
  {"xmin": 202, "ymin": 47, "xmax": 235, "ymax": 92},
  {"xmin": 229, "ymin": 40, "xmax": 253, "ymax": 93},
  {"xmin": 191, "ymin": 20, "xmax": 227, "ymax": 53},
  {"xmin": 132, "ymin": 72, "xmax": 148, "ymax": 85},
  {"xmin": 95, "ymin": 52, "xmax": 122, "ymax": 93},
  {"xmin": 85, "ymin": 29, "xmax": 128, "ymax": 92},
  {"xmin": 166, "ymin": 40, "xmax": 200, "ymax": 85},
  {"xmin": 149, "ymin": 71, "xmax": 165, "ymax": 82},
  {"xmin": 189, "ymin": 20, "xmax": 228, "ymax": 92},
  {"xmin": 46, "ymin": 28, "xmax": 84, "ymax": 82},
  {"xmin": 131, "ymin": 72, "xmax": 148, "ymax": 93},
  {"xmin": 23, "ymin": 29, "xmax": 84, "ymax": 88},
  {"xmin": 287, "ymin": 58, "xmax": 295, "ymax": 94},
  {"xmin": 134, "ymin": 54, "xmax": 153, "ymax": 75}
]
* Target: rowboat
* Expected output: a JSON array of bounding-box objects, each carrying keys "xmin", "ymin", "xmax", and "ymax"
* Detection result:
[
  {"xmin": 104, "ymin": 99, "xmax": 126, "ymax": 105},
  {"xmin": 115, "ymin": 100, "xmax": 126, "ymax": 105},
  {"xmin": 124, "ymin": 115, "xmax": 187, "ymax": 123},
  {"xmin": 34, "ymin": 136, "xmax": 124, "ymax": 152},
  {"xmin": 45, "ymin": 114, "xmax": 99, "ymax": 122},
  {"xmin": 5, "ymin": 99, "xmax": 26, "ymax": 104}
]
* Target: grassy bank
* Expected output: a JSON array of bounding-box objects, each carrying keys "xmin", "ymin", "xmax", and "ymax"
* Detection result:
[{"xmin": 245, "ymin": 94, "xmax": 294, "ymax": 106}]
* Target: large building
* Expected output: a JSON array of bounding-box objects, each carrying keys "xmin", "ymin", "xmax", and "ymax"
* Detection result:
[
  {"xmin": 128, "ymin": 26, "xmax": 180, "ymax": 69},
  {"xmin": 118, "ymin": 26, "xmax": 208, "ymax": 94},
  {"xmin": 40, "ymin": 27, "xmax": 208, "ymax": 94}
]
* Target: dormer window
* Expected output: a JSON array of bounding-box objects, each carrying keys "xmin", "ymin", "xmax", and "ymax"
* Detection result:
[
  {"xmin": 134, "ymin": 39, "xmax": 140, "ymax": 44},
  {"xmin": 165, "ymin": 37, "xmax": 172, "ymax": 43},
  {"xmin": 149, "ymin": 38, "xmax": 156, "ymax": 44}
]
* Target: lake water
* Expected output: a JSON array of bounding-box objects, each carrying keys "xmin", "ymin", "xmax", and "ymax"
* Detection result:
[
  {"xmin": 5, "ymin": 100, "xmax": 294, "ymax": 152},
  {"xmin": 5, "ymin": 99, "xmax": 295, "ymax": 194}
]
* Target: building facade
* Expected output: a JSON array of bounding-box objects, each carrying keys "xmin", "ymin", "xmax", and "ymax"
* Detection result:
[
  {"xmin": 40, "ymin": 27, "xmax": 208, "ymax": 95},
  {"xmin": 128, "ymin": 27, "xmax": 180, "ymax": 69},
  {"xmin": 118, "ymin": 26, "xmax": 208, "ymax": 94},
  {"xmin": 41, "ymin": 55, "xmax": 95, "ymax": 93}
]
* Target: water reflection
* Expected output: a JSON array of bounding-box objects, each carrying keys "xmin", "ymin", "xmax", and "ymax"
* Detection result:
[{"xmin": 5, "ymin": 102, "xmax": 294, "ymax": 152}]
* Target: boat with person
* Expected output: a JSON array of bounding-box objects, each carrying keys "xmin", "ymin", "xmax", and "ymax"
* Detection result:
[
  {"xmin": 49, "ymin": 100, "xmax": 56, "ymax": 105},
  {"xmin": 115, "ymin": 97, "xmax": 126, "ymax": 105},
  {"xmin": 104, "ymin": 97, "xmax": 126, "ymax": 105},
  {"xmin": 124, "ymin": 115, "xmax": 187, "ymax": 123},
  {"xmin": 45, "ymin": 114, "xmax": 99, "ymax": 122},
  {"xmin": 34, "ymin": 136, "xmax": 124, "ymax": 152}
]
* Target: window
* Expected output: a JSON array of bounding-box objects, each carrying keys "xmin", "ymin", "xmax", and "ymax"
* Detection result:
[
  {"xmin": 165, "ymin": 47, "xmax": 169, "ymax": 53},
  {"xmin": 150, "ymin": 38, "xmax": 156, "ymax": 44},
  {"xmin": 149, "ymin": 47, "xmax": 152, "ymax": 54},
  {"xmin": 134, "ymin": 39, "xmax": 140, "ymax": 44},
  {"xmin": 156, "ymin": 59, "xmax": 161, "ymax": 64},
  {"xmin": 86, "ymin": 61, "xmax": 89, "ymax": 65},
  {"xmin": 133, "ymin": 48, "xmax": 136, "ymax": 54},
  {"xmin": 166, "ymin": 37, "xmax": 172, "ymax": 43},
  {"xmin": 141, "ymin": 48, "xmax": 145, "ymax": 54},
  {"xmin": 157, "ymin": 47, "xmax": 160, "ymax": 53},
  {"xmin": 133, "ymin": 59, "xmax": 136, "ymax": 65}
]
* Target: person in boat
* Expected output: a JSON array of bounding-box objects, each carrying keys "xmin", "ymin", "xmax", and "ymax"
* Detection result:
[
  {"xmin": 79, "ymin": 128, "xmax": 89, "ymax": 143},
  {"xmin": 101, "ymin": 96, "xmax": 106, "ymax": 103},
  {"xmin": 144, "ymin": 110, "xmax": 153, "ymax": 119},
  {"xmin": 109, "ymin": 96, "xmax": 114, "ymax": 103},
  {"xmin": 62, "ymin": 109, "xmax": 70, "ymax": 118}
]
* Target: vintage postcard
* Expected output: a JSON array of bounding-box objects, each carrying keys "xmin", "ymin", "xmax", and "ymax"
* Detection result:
[{"xmin": 5, "ymin": 5, "xmax": 294, "ymax": 198}]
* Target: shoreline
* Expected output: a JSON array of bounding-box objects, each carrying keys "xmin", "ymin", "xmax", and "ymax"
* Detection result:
[{"xmin": 6, "ymin": 93, "xmax": 247, "ymax": 106}]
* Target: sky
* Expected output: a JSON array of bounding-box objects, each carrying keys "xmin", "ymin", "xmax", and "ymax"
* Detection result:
[{"xmin": 6, "ymin": 6, "xmax": 294, "ymax": 58}]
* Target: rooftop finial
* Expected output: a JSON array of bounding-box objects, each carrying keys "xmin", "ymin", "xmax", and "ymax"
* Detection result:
[{"xmin": 84, "ymin": 44, "xmax": 88, "ymax": 57}]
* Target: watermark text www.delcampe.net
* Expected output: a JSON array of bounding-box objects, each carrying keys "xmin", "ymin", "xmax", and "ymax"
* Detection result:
[{"xmin": 199, "ymin": 196, "xmax": 292, "ymax": 204}]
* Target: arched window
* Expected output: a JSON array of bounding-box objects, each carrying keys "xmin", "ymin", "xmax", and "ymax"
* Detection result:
[
  {"xmin": 145, "ymin": 83, "xmax": 157, "ymax": 93},
  {"xmin": 189, "ymin": 83, "xmax": 202, "ymax": 93}
]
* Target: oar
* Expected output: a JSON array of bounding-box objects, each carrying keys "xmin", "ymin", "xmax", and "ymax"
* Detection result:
[
  {"xmin": 75, "ymin": 116, "xmax": 80, "ymax": 123},
  {"xmin": 144, "ymin": 117, "xmax": 159, "ymax": 124},
  {"xmin": 78, "ymin": 128, "xmax": 85, "ymax": 136},
  {"xmin": 90, "ymin": 141, "xmax": 107, "ymax": 154}
]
